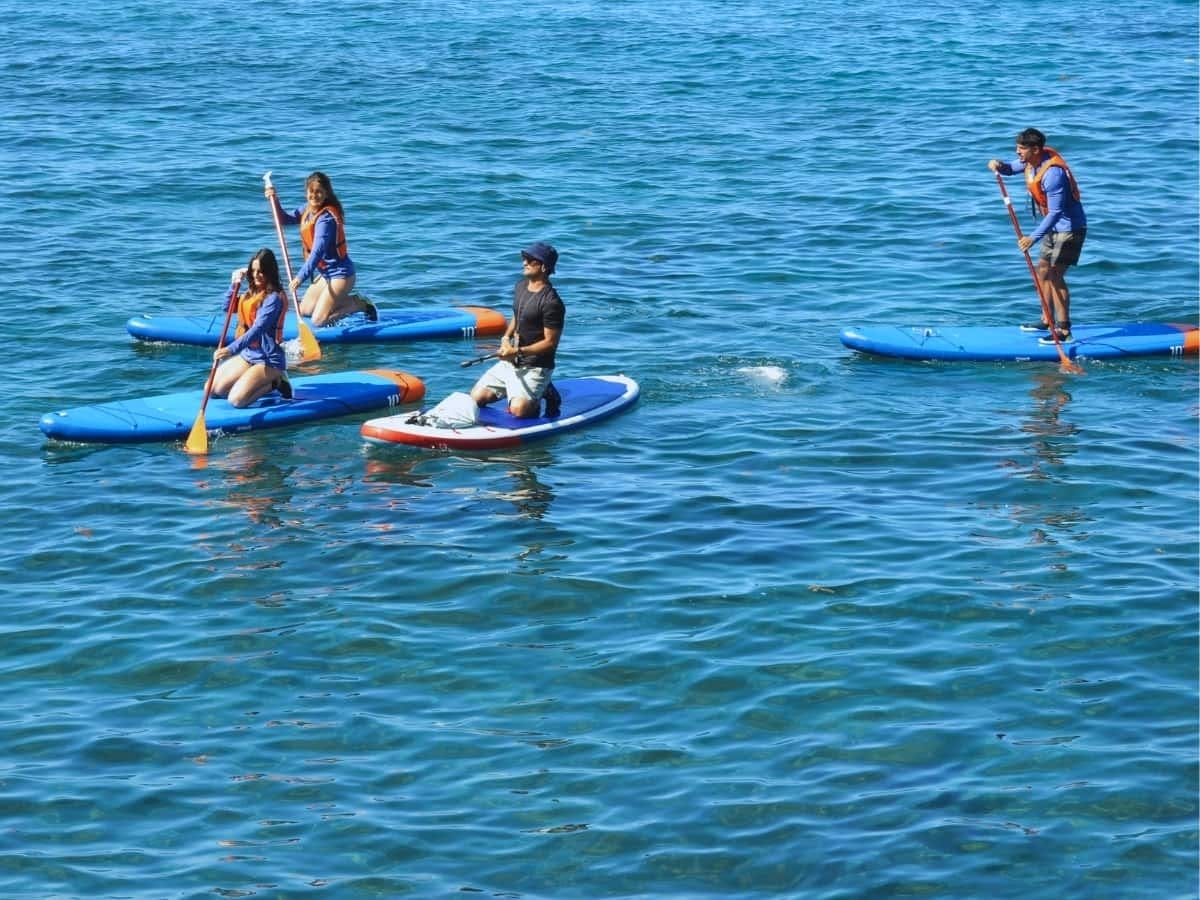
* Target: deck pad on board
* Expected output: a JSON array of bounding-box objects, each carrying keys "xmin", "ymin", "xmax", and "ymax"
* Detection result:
[{"xmin": 361, "ymin": 375, "xmax": 639, "ymax": 450}]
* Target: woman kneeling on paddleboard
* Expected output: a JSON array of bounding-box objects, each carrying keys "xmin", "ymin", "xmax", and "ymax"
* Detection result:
[
  {"xmin": 266, "ymin": 171, "xmax": 375, "ymax": 326},
  {"xmin": 212, "ymin": 248, "xmax": 292, "ymax": 407}
]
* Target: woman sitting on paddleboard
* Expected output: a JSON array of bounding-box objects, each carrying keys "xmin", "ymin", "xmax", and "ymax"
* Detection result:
[
  {"xmin": 212, "ymin": 248, "xmax": 292, "ymax": 407},
  {"xmin": 266, "ymin": 171, "xmax": 376, "ymax": 326}
]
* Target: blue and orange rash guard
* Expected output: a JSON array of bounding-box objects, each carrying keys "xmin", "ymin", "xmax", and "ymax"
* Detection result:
[
  {"xmin": 222, "ymin": 283, "xmax": 287, "ymax": 370},
  {"xmin": 997, "ymin": 149, "xmax": 1087, "ymax": 244},
  {"xmin": 277, "ymin": 202, "xmax": 356, "ymax": 283}
]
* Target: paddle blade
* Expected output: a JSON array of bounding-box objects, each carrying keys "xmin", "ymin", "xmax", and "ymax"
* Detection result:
[
  {"xmin": 297, "ymin": 320, "xmax": 322, "ymax": 362},
  {"xmin": 1041, "ymin": 324, "xmax": 1085, "ymax": 376},
  {"xmin": 183, "ymin": 412, "xmax": 209, "ymax": 455}
]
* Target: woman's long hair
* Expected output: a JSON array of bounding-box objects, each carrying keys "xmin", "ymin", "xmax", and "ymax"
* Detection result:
[
  {"xmin": 306, "ymin": 171, "xmax": 345, "ymax": 220},
  {"xmin": 247, "ymin": 247, "xmax": 284, "ymax": 295}
]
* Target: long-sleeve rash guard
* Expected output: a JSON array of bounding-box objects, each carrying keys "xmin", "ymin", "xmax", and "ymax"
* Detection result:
[
  {"xmin": 278, "ymin": 204, "xmax": 356, "ymax": 283},
  {"xmin": 998, "ymin": 159, "xmax": 1087, "ymax": 244},
  {"xmin": 222, "ymin": 284, "xmax": 287, "ymax": 370}
]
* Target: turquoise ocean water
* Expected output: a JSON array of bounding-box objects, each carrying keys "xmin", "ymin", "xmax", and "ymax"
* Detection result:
[{"xmin": 3, "ymin": 1, "xmax": 1198, "ymax": 897}]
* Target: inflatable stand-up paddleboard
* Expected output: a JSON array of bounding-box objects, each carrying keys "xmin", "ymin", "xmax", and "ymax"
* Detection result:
[
  {"xmin": 127, "ymin": 306, "xmax": 506, "ymax": 347},
  {"xmin": 41, "ymin": 370, "xmax": 425, "ymax": 444},
  {"xmin": 362, "ymin": 375, "xmax": 639, "ymax": 450},
  {"xmin": 840, "ymin": 322, "xmax": 1199, "ymax": 362}
]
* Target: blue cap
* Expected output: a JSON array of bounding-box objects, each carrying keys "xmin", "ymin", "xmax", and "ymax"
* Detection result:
[{"xmin": 522, "ymin": 242, "xmax": 558, "ymax": 274}]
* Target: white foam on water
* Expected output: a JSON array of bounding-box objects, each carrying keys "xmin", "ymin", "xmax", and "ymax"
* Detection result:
[
  {"xmin": 284, "ymin": 339, "xmax": 306, "ymax": 365},
  {"xmin": 736, "ymin": 365, "xmax": 788, "ymax": 386}
]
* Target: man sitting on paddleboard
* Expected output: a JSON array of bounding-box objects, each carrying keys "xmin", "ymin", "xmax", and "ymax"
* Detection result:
[
  {"xmin": 988, "ymin": 128, "xmax": 1087, "ymax": 344},
  {"xmin": 470, "ymin": 242, "xmax": 564, "ymax": 418}
]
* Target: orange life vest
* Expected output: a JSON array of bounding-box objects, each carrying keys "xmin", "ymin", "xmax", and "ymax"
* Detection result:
[
  {"xmin": 1024, "ymin": 147, "xmax": 1081, "ymax": 215},
  {"xmin": 235, "ymin": 289, "xmax": 286, "ymax": 345},
  {"xmin": 299, "ymin": 205, "xmax": 349, "ymax": 269}
]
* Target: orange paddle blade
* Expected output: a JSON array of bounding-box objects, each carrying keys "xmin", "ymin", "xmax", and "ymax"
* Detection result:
[
  {"xmin": 1059, "ymin": 355, "xmax": 1085, "ymax": 376},
  {"xmin": 297, "ymin": 319, "xmax": 322, "ymax": 362},
  {"xmin": 184, "ymin": 412, "xmax": 209, "ymax": 455}
]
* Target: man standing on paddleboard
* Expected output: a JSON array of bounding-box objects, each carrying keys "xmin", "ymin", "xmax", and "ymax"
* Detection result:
[
  {"xmin": 988, "ymin": 128, "xmax": 1087, "ymax": 344},
  {"xmin": 470, "ymin": 242, "xmax": 564, "ymax": 418}
]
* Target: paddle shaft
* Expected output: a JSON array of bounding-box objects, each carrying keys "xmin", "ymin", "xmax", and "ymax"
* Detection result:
[
  {"xmin": 994, "ymin": 173, "xmax": 1054, "ymax": 323},
  {"xmin": 994, "ymin": 172, "xmax": 1081, "ymax": 372},
  {"xmin": 184, "ymin": 283, "xmax": 239, "ymax": 453},
  {"xmin": 263, "ymin": 171, "xmax": 320, "ymax": 360},
  {"xmin": 461, "ymin": 339, "xmax": 525, "ymax": 368},
  {"xmin": 263, "ymin": 172, "xmax": 301, "ymax": 301},
  {"xmin": 460, "ymin": 353, "xmax": 498, "ymax": 368},
  {"xmin": 200, "ymin": 284, "xmax": 239, "ymax": 413}
]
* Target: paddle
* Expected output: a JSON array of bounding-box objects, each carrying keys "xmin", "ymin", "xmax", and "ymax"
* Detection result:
[
  {"xmin": 263, "ymin": 171, "xmax": 321, "ymax": 363},
  {"xmin": 460, "ymin": 353, "xmax": 498, "ymax": 368},
  {"xmin": 184, "ymin": 282, "xmax": 239, "ymax": 455},
  {"xmin": 994, "ymin": 172, "xmax": 1084, "ymax": 375},
  {"xmin": 462, "ymin": 331, "xmax": 522, "ymax": 368}
]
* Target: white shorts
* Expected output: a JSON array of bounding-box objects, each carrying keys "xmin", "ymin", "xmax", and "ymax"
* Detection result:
[{"xmin": 473, "ymin": 360, "xmax": 552, "ymax": 405}]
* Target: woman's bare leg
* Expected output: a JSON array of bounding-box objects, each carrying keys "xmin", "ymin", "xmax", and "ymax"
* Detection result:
[
  {"xmin": 226, "ymin": 363, "xmax": 286, "ymax": 408},
  {"xmin": 212, "ymin": 356, "xmax": 250, "ymax": 398},
  {"xmin": 302, "ymin": 276, "xmax": 369, "ymax": 326}
]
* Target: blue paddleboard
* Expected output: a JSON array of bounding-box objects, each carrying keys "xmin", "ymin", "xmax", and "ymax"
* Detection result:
[
  {"xmin": 40, "ymin": 370, "xmax": 425, "ymax": 444},
  {"xmin": 361, "ymin": 375, "xmax": 639, "ymax": 450},
  {"xmin": 840, "ymin": 322, "xmax": 1198, "ymax": 362},
  {"xmin": 126, "ymin": 305, "xmax": 506, "ymax": 346}
]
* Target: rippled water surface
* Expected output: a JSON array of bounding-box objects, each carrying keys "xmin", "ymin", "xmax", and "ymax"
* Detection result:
[{"xmin": 3, "ymin": 1, "xmax": 1197, "ymax": 897}]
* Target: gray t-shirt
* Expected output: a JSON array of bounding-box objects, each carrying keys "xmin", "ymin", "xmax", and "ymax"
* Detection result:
[{"xmin": 512, "ymin": 278, "xmax": 565, "ymax": 369}]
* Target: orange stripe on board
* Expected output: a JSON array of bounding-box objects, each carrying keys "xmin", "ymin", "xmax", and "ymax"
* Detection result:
[
  {"xmin": 460, "ymin": 306, "xmax": 508, "ymax": 336},
  {"xmin": 1185, "ymin": 331, "xmax": 1200, "ymax": 355},
  {"xmin": 1167, "ymin": 323, "xmax": 1200, "ymax": 355},
  {"xmin": 364, "ymin": 369, "xmax": 427, "ymax": 404}
]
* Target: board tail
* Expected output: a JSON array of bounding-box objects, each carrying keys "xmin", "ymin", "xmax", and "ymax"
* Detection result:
[
  {"xmin": 460, "ymin": 306, "xmax": 508, "ymax": 336},
  {"xmin": 363, "ymin": 370, "xmax": 427, "ymax": 404}
]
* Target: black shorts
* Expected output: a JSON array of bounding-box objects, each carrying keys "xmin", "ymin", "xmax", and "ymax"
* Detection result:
[{"xmin": 1040, "ymin": 229, "xmax": 1086, "ymax": 268}]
